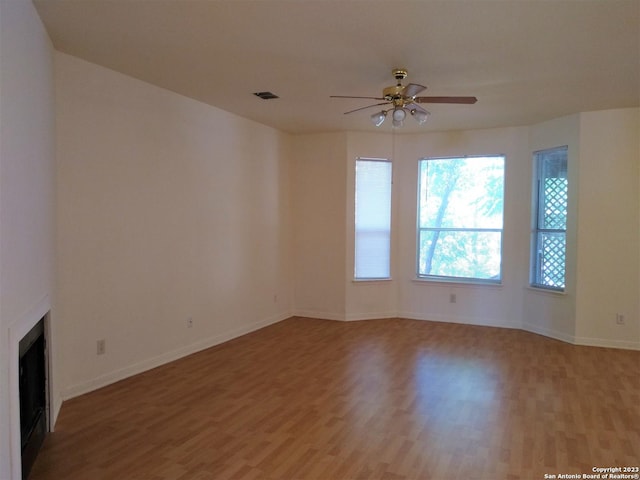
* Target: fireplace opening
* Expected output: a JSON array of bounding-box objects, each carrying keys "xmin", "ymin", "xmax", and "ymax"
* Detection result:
[{"xmin": 19, "ymin": 318, "xmax": 48, "ymax": 480}]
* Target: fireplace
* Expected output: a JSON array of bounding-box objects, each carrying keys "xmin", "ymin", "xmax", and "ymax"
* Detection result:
[{"xmin": 18, "ymin": 318, "xmax": 48, "ymax": 480}]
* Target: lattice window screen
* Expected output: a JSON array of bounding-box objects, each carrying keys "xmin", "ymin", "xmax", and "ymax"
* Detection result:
[
  {"xmin": 543, "ymin": 178, "xmax": 568, "ymax": 230},
  {"xmin": 540, "ymin": 232, "xmax": 566, "ymax": 288}
]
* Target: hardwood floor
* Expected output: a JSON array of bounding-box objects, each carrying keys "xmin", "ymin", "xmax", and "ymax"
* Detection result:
[{"xmin": 30, "ymin": 317, "xmax": 639, "ymax": 480}]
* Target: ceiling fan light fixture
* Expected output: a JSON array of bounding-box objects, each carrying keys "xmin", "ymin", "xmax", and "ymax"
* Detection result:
[
  {"xmin": 370, "ymin": 110, "xmax": 387, "ymax": 127},
  {"xmin": 411, "ymin": 108, "xmax": 430, "ymax": 125},
  {"xmin": 392, "ymin": 107, "xmax": 406, "ymax": 122},
  {"xmin": 392, "ymin": 107, "xmax": 406, "ymax": 128}
]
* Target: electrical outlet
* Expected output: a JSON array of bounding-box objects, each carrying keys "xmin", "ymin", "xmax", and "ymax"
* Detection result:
[
  {"xmin": 187, "ymin": 317, "xmax": 193, "ymax": 328},
  {"xmin": 616, "ymin": 313, "xmax": 625, "ymax": 325},
  {"xmin": 449, "ymin": 293, "xmax": 457, "ymax": 304},
  {"xmin": 97, "ymin": 339, "xmax": 105, "ymax": 355}
]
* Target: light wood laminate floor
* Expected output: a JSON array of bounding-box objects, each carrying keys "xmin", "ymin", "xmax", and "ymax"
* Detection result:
[{"xmin": 30, "ymin": 317, "xmax": 640, "ymax": 479}]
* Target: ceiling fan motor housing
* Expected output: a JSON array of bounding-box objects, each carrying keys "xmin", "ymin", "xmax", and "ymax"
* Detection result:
[
  {"xmin": 385, "ymin": 69, "xmax": 411, "ymax": 104},
  {"xmin": 383, "ymin": 85, "xmax": 407, "ymax": 103}
]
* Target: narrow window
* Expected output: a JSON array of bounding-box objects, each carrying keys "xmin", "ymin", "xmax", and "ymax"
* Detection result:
[
  {"xmin": 354, "ymin": 158, "xmax": 392, "ymax": 280},
  {"xmin": 417, "ymin": 155, "xmax": 505, "ymax": 283},
  {"xmin": 531, "ymin": 146, "xmax": 568, "ymax": 290}
]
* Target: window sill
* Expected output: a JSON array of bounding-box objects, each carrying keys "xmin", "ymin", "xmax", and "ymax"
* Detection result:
[
  {"xmin": 525, "ymin": 285, "xmax": 567, "ymax": 296},
  {"xmin": 352, "ymin": 278, "xmax": 392, "ymax": 284},
  {"xmin": 412, "ymin": 277, "xmax": 503, "ymax": 288}
]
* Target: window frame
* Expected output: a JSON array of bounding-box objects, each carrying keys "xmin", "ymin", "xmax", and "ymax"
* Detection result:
[
  {"xmin": 415, "ymin": 154, "xmax": 505, "ymax": 285},
  {"xmin": 353, "ymin": 157, "xmax": 393, "ymax": 281},
  {"xmin": 530, "ymin": 146, "xmax": 568, "ymax": 292}
]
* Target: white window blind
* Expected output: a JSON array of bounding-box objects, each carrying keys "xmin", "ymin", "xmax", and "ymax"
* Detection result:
[{"xmin": 354, "ymin": 158, "xmax": 392, "ymax": 279}]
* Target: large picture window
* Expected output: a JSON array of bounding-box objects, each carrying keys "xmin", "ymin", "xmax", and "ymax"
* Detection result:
[
  {"xmin": 531, "ymin": 146, "xmax": 568, "ymax": 290},
  {"xmin": 417, "ymin": 155, "xmax": 505, "ymax": 283},
  {"xmin": 354, "ymin": 158, "xmax": 392, "ymax": 279}
]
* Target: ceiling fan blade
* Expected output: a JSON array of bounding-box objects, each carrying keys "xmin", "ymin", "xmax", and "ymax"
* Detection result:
[
  {"xmin": 330, "ymin": 95, "xmax": 386, "ymax": 100},
  {"xmin": 415, "ymin": 96, "xmax": 478, "ymax": 104},
  {"xmin": 402, "ymin": 83, "xmax": 427, "ymax": 98},
  {"xmin": 343, "ymin": 102, "xmax": 391, "ymax": 115}
]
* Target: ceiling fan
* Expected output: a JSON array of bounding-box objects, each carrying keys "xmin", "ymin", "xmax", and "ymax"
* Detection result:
[{"xmin": 330, "ymin": 68, "xmax": 477, "ymax": 127}]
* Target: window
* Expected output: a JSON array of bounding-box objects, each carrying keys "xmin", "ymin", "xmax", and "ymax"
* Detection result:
[
  {"xmin": 417, "ymin": 155, "xmax": 505, "ymax": 283},
  {"xmin": 354, "ymin": 158, "xmax": 392, "ymax": 279},
  {"xmin": 531, "ymin": 146, "xmax": 568, "ymax": 290}
]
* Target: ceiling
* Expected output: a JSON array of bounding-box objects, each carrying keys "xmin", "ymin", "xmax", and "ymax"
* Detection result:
[{"xmin": 33, "ymin": 0, "xmax": 640, "ymax": 134}]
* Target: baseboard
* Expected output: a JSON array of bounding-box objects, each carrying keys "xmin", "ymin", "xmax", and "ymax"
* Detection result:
[
  {"xmin": 61, "ymin": 312, "xmax": 291, "ymax": 401},
  {"xmin": 573, "ymin": 335, "xmax": 640, "ymax": 351},
  {"xmin": 521, "ymin": 321, "xmax": 576, "ymax": 344},
  {"xmin": 344, "ymin": 311, "xmax": 398, "ymax": 321},
  {"xmin": 296, "ymin": 310, "xmax": 519, "ymax": 328},
  {"xmin": 292, "ymin": 310, "xmax": 347, "ymax": 321},
  {"xmin": 522, "ymin": 321, "xmax": 640, "ymax": 350},
  {"xmin": 294, "ymin": 310, "xmax": 399, "ymax": 322},
  {"xmin": 399, "ymin": 311, "xmax": 519, "ymax": 329}
]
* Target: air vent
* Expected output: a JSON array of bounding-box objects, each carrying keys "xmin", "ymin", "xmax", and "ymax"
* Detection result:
[{"xmin": 253, "ymin": 91, "xmax": 279, "ymax": 100}]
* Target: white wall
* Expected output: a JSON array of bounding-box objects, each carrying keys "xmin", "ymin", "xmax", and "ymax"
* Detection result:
[
  {"xmin": 0, "ymin": 0, "xmax": 55, "ymax": 477},
  {"xmin": 296, "ymin": 127, "xmax": 532, "ymax": 328},
  {"xmin": 522, "ymin": 109, "xmax": 640, "ymax": 349},
  {"xmin": 396, "ymin": 127, "xmax": 530, "ymax": 328},
  {"xmin": 575, "ymin": 108, "xmax": 639, "ymax": 348},
  {"xmin": 55, "ymin": 53, "xmax": 293, "ymax": 398},
  {"xmin": 291, "ymin": 133, "xmax": 347, "ymax": 320},
  {"xmin": 293, "ymin": 113, "xmax": 639, "ymax": 351},
  {"xmin": 523, "ymin": 114, "xmax": 580, "ymax": 342},
  {"xmin": 345, "ymin": 133, "xmax": 397, "ymax": 320}
]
